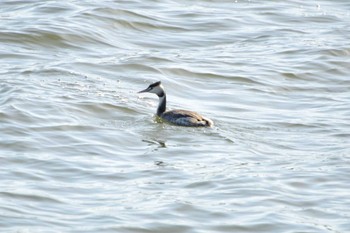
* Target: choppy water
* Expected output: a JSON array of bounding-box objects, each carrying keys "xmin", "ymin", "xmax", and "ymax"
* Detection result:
[{"xmin": 1, "ymin": 1, "xmax": 350, "ymax": 232}]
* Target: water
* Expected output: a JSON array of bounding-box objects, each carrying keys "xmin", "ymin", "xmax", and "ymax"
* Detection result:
[{"xmin": 1, "ymin": 0, "xmax": 350, "ymax": 232}]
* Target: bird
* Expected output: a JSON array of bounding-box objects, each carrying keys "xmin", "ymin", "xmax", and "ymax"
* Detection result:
[{"xmin": 138, "ymin": 81, "xmax": 213, "ymax": 127}]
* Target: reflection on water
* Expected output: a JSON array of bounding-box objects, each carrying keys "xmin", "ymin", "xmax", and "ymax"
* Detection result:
[{"xmin": 1, "ymin": 0, "xmax": 350, "ymax": 232}]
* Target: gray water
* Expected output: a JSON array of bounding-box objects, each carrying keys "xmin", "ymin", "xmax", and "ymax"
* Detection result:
[{"xmin": 1, "ymin": 1, "xmax": 350, "ymax": 232}]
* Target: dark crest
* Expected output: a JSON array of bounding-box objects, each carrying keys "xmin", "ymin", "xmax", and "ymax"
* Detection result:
[{"xmin": 149, "ymin": 81, "xmax": 161, "ymax": 88}]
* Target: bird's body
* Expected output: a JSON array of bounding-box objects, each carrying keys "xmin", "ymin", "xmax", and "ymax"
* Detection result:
[
  {"xmin": 161, "ymin": 109, "xmax": 213, "ymax": 127},
  {"xmin": 138, "ymin": 81, "xmax": 213, "ymax": 127}
]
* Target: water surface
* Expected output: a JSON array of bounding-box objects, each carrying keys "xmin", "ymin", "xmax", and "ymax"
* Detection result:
[{"xmin": 1, "ymin": 1, "xmax": 350, "ymax": 232}]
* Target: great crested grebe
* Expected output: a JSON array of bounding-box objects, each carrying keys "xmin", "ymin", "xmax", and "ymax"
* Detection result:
[{"xmin": 138, "ymin": 81, "xmax": 213, "ymax": 127}]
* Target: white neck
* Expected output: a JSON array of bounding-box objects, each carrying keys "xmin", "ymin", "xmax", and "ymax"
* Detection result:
[{"xmin": 157, "ymin": 94, "xmax": 166, "ymax": 116}]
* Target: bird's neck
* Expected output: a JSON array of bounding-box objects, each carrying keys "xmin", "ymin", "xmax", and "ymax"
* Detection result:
[{"xmin": 157, "ymin": 92, "xmax": 166, "ymax": 116}]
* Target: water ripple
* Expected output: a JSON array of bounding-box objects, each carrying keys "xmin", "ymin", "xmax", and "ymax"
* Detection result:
[{"xmin": 1, "ymin": 0, "xmax": 350, "ymax": 232}]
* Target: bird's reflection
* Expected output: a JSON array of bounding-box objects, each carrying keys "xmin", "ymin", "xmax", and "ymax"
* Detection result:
[
  {"xmin": 142, "ymin": 138, "xmax": 167, "ymax": 166},
  {"xmin": 142, "ymin": 138, "xmax": 167, "ymax": 148}
]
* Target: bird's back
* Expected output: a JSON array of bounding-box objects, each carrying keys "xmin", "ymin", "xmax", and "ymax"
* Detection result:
[{"xmin": 161, "ymin": 109, "xmax": 213, "ymax": 127}]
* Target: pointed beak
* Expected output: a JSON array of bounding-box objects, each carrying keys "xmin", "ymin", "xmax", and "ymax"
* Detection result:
[{"xmin": 138, "ymin": 87, "xmax": 150, "ymax": 93}]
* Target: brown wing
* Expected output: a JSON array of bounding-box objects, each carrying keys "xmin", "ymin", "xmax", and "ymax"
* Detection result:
[
  {"xmin": 162, "ymin": 109, "xmax": 204, "ymax": 120},
  {"xmin": 161, "ymin": 109, "xmax": 213, "ymax": 127}
]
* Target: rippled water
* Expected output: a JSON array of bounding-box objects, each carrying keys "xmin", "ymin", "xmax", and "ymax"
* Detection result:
[{"xmin": 1, "ymin": 0, "xmax": 350, "ymax": 232}]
